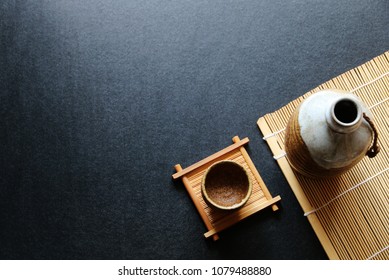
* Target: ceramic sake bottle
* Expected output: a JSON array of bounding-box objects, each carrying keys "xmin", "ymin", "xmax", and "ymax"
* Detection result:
[{"xmin": 284, "ymin": 89, "xmax": 380, "ymax": 178}]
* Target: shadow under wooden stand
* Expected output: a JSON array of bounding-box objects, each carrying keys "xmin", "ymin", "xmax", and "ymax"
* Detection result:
[{"xmin": 173, "ymin": 136, "xmax": 281, "ymax": 241}]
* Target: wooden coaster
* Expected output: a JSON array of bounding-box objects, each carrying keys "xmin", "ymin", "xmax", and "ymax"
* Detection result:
[{"xmin": 172, "ymin": 136, "xmax": 281, "ymax": 241}]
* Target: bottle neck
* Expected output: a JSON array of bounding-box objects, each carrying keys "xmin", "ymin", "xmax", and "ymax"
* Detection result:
[{"xmin": 325, "ymin": 97, "xmax": 363, "ymax": 134}]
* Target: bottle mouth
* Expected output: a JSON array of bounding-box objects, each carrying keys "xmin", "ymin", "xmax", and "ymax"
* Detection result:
[
  {"xmin": 332, "ymin": 98, "xmax": 362, "ymax": 127},
  {"xmin": 326, "ymin": 97, "xmax": 363, "ymax": 133}
]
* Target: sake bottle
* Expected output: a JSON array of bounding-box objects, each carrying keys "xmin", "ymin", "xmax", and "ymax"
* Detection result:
[{"xmin": 284, "ymin": 89, "xmax": 379, "ymax": 178}]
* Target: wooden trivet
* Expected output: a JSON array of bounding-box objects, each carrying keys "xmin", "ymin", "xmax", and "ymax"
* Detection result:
[{"xmin": 172, "ymin": 136, "xmax": 281, "ymax": 241}]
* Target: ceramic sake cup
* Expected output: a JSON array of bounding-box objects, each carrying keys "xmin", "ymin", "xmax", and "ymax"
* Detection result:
[{"xmin": 201, "ymin": 160, "xmax": 252, "ymax": 210}]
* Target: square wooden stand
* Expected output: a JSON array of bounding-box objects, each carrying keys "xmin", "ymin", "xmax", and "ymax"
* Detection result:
[{"xmin": 172, "ymin": 136, "xmax": 281, "ymax": 241}]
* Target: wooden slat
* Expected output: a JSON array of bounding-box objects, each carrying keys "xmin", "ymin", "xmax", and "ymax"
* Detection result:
[{"xmin": 172, "ymin": 137, "xmax": 249, "ymax": 180}]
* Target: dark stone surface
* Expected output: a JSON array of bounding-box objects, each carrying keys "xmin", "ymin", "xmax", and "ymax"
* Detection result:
[{"xmin": 1, "ymin": 0, "xmax": 388, "ymax": 259}]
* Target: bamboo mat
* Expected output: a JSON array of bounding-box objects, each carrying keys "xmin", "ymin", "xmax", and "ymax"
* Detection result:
[{"xmin": 257, "ymin": 51, "xmax": 389, "ymax": 260}]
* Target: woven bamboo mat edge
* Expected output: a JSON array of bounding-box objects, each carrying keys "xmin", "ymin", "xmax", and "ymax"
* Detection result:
[{"xmin": 257, "ymin": 51, "xmax": 389, "ymax": 260}]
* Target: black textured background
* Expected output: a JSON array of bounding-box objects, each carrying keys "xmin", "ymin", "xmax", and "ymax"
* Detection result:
[{"xmin": 1, "ymin": 0, "xmax": 388, "ymax": 259}]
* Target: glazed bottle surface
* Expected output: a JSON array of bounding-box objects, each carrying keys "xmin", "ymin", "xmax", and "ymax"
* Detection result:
[{"xmin": 284, "ymin": 89, "xmax": 379, "ymax": 178}]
